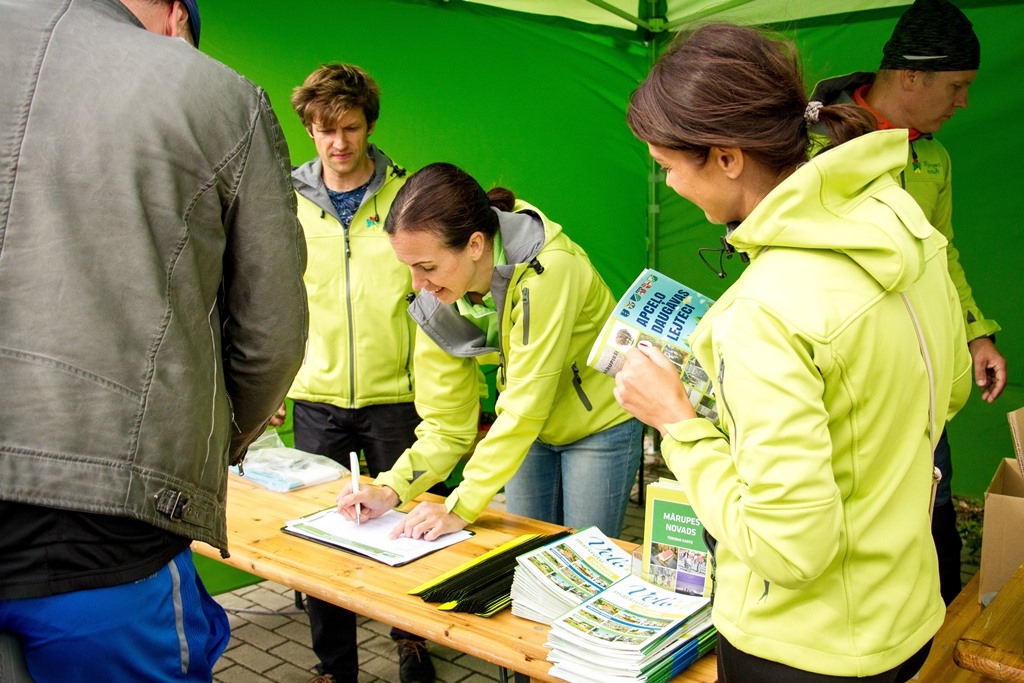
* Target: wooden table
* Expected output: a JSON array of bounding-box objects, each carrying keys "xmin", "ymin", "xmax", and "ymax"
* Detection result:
[
  {"xmin": 193, "ymin": 476, "xmax": 717, "ymax": 682},
  {"xmin": 954, "ymin": 562, "xmax": 1024, "ymax": 681},
  {"xmin": 917, "ymin": 566, "xmax": 1024, "ymax": 682},
  {"xmin": 915, "ymin": 573, "xmax": 993, "ymax": 682}
]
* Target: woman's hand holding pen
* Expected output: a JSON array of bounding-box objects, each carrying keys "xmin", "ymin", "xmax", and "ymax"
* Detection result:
[
  {"xmin": 336, "ymin": 484, "xmax": 399, "ymax": 523},
  {"xmin": 387, "ymin": 501, "xmax": 468, "ymax": 541},
  {"xmin": 613, "ymin": 342, "xmax": 697, "ymax": 435},
  {"xmin": 336, "ymin": 485, "xmax": 468, "ymax": 541}
]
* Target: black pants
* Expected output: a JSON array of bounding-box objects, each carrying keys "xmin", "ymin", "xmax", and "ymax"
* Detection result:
[
  {"xmin": 932, "ymin": 498, "xmax": 963, "ymax": 606},
  {"xmin": 931, "ymin": 429, "xmax": 963, "ymax": 606},
  {"xmin": 293, "ymin": 400, "xmax": 451, "ymax": 681},
  {"xmin": 717, "ymin": 634, "xmax": 932, "ymax": 683}
]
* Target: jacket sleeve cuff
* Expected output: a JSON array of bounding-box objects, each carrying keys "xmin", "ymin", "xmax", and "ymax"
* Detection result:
[
  {"xmin": 965, "ymin": 318, "xmax": 1001, "ymax": 343},
  {"xmin": 373, "ymin": 470, "xmax": 411, "ymax": 505},
  {"xmin": 664, "ymin": 417, "xmax": 724, "ymax": 445},
  {"xmin": 444, "ymin": 490, "xmax": 482, "ymax": 524}
]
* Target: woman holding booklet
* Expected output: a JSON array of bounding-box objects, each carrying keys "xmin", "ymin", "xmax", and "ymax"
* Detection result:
[
  {"xmin": 337, "ymin": 162, "xmax": 641, "ymax": 541},
  {"xmin": 612, "ymin": 23, "xmax": 972, "ymax": 683}
]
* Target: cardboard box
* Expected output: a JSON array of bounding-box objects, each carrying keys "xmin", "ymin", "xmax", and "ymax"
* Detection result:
[
  {"xmin": 978, "ymin": 408, "xmax": 1024, "ymax": 602},
  {"xmin": 1009, "ymin": 406, "xmax": 1024, "ymax": 477}
]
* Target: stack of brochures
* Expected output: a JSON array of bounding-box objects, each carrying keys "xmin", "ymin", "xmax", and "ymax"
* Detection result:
[
  {"xmin": 510, "ymin": 527, "xmax": 632, "ymax": 625},
  {"xmin": 545, "ymin": 574, "xmax": 715, "ymax": 683}
]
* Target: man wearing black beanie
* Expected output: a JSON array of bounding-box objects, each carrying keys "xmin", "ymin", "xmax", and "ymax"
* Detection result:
[{"xmin": 811, "ymin": 0, "xmax": 1007, "ymax": 608}]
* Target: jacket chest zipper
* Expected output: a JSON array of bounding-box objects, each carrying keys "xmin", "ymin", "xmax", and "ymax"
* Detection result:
[
  {"xmin": 342, "ymin": 221, "xmax": 356, "ymax": 406},
  {"xmin": 522, "ymin": 287, "xmax": 531, "ymax": 345},
  {"xmin": 404, "ymin": 298, "xmax": 413, "ymax": 391}
]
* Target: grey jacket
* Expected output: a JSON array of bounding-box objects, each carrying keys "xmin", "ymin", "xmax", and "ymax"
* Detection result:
[{"xmin": 0, "ymin": 0, "xmax": 308, "ymax": 552}]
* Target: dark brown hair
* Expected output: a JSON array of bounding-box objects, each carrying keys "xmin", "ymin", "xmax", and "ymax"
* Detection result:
[
  {"xmin": 384, "ymin": 163, "xmax": 515, "ymax": 251},
  {"xmin": 627, "ymin": 23, "xmax": 876, "ymax": 172},
  {"xmin": 291, "ymin": 63, "xmax": 381, "ymax": 129}
]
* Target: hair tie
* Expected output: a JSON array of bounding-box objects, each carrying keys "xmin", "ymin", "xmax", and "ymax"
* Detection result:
[{"xmin": 804, "ymin": 100, "xmax": 823, "ymax": 125}]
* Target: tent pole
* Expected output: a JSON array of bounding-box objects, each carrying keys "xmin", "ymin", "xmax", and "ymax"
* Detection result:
[
  {"xmin": 582, "ymin": 0, "xmax": 653, "ymax": 31},
  {"xmin": 645, "ymin": 37, "xmax": 660, "ymax": 269}
]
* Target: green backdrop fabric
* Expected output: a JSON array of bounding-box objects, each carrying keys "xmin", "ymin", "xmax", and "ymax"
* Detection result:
[
  {"xmin": 201, "ymin": 0, "xmax": 1021, "ymax": 498},
  {"xmin": 202, "ymin": 0, "xmax": 649, "ymax": 293}
]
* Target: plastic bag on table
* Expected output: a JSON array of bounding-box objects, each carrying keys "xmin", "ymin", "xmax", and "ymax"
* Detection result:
[{"xmin": 231, "ymin": 431, "xmax": 347, "ymax": 492}]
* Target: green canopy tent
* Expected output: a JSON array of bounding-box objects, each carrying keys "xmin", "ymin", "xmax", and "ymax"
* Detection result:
[
  {"xmin": 203, "ymin": 0, "xmax": 1022, "ymax": 499},
  {"xmin": 460, "ymin": 0, "xmax": 919, "ymax": 31}
]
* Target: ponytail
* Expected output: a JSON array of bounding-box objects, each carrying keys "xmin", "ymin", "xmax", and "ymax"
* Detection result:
[{"xmin": 806, "ymin": 101, "xmax": 878, "ymax": 154}]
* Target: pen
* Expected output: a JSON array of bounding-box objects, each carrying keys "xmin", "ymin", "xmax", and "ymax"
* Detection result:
[{"xmin": 349, "ymin": 451, "xmax": 361, "ymax": 525}]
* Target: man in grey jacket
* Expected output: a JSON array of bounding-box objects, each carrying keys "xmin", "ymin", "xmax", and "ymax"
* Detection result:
[{"xmin": 0, "ymin": 1, "xmax": 307, "ymax": 680}]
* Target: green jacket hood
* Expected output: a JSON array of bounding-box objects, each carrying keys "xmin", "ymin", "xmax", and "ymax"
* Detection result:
[{"xmin": 730, "ymin": 129, "xmax": 944, "ymax": 294}]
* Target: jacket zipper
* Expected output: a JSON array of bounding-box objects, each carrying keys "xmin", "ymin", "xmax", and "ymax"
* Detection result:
[
  {"xmin": 404, "ymin": 297, "xmax": 413, "ymax": 391},
  {"xmin": 717, "ymin": 357, "xmax": 738, "ymax": 439},
  {"xmin": 571, "ymin": 362, "xmax": 593, "ymax": 411},
  {"xmin": 342, "ymin": 220, "xmax": 356, "ymax": 407},
  {"xmin": 522, "ymin": 287, "xmax": 531, "ymax": 345},
  {"xmin": 702, "ymin": 357, "xmax": 736, "ymax": 605}
]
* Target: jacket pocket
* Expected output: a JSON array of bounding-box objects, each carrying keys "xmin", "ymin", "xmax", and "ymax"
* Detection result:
[{"xmin": 716, "ymin": 356, "xmax": 737, "ymax": 438}]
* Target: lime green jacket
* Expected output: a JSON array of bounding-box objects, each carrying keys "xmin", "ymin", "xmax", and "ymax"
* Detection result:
[
  {"xmin": 287, "ymin": 147, "xmax": 416, "ymax": 408},
  {"xmin": 811, "ymin": 72, "xmax": 1000, "ymax": 341},
  {"xmin": 662, "ymin": 130, "xmax": 972, "ymax": 676},
  {"xmin": 375, "ymin": 201, "xmax": 631, "ymax": 522}
]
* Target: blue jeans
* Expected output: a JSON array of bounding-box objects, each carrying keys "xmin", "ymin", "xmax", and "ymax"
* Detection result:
[
  {"xmin": 503, "ymin": 417, "xmax": 643, "ymax": 537},
  {"xmin": 0, "ymin": 548, "xmax": 229, "ymax": 683}
]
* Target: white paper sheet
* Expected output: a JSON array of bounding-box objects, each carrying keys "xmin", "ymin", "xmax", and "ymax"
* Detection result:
[{"xmin": 283, "ymin": 508, "xmax": 474, "ymax": 566}]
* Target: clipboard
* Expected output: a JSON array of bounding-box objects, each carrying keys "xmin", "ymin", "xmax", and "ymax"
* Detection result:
[{"xmin": 282, "ymin": 507, "xmax": 474, "ymax": 567}]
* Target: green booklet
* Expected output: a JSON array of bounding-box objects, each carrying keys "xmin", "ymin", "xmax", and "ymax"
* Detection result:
[{"xmin": 641, "ymin": 478, "xmax": 713, "ymax": 599}]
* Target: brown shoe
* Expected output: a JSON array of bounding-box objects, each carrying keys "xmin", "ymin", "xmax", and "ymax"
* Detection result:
[{"xmin": 396, "ymin": 639, "xmax": 435, "ymax": 683}]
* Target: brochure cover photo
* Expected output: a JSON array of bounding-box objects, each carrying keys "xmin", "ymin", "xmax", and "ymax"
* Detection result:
[{"xmin": 587, "ymin": 268, "xmax": 718, "ymax": 423}]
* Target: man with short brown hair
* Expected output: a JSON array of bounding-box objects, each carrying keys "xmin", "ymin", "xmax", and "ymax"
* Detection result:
[{"xmin": 281, "ymin": 62, "xmax": 437, "ymax": 683}]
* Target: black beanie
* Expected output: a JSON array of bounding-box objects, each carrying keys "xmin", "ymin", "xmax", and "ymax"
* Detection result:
[{"xmin": 880, "ymin": 0, "xmax": 980, "ymax": 71}]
